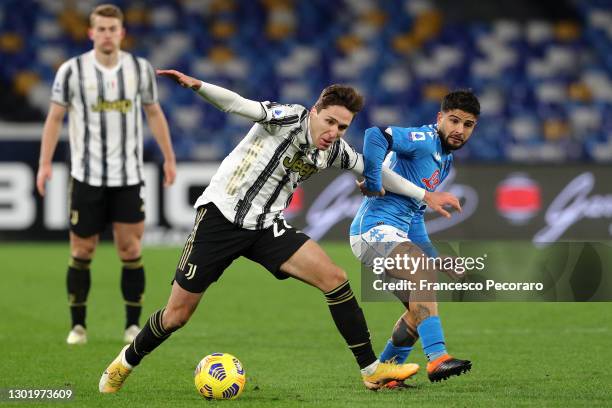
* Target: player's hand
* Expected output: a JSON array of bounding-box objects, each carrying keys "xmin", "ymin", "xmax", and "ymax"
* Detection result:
[
  {"xmin": 163, "ymin": 159, "xmax": 176, "ymax": 187},
  {"xmin": 36, "ymin": 162, "xmax": 52, "ymax": 196},
  {"xmin": 423, "ymin": 191, "xmax": 461, "ymax": 218},
  {"xmin": 355, "ymin": 179, "xmax": 385, "ymax": 197},
  {"xmin": 156, "ymin": 69, "xmax": 202, "ymax": 90}
]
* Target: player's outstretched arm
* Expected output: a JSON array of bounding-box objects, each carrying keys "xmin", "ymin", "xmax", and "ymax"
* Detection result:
[
  {"xmin": 156, "ymin": 69, "xmax": 202, "ymax": 90},
  {"xmin": 157, "ymin": 69, "xmax": 265, "ymax": 121},
  {"xmin": 37, "ymin": 102, "xmax": 67, "ymax": 196},
  {"xmin": 352, "ymin": 155, "xmax": 461, "ymax": 218},
  {"xmin": 352, "ymin": 155, "xmax": 424, "ymax": 199}
]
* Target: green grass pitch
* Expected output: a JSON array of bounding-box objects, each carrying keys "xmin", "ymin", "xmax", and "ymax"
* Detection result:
[{"xmin": 1, "ymin": 242, "xmax": 611, "ymax": 407}]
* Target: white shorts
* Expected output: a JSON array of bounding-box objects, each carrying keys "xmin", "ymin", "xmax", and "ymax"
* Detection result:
[{"xmin": 349, "ymin": 224, "xmax": 411, "ymax": 267}]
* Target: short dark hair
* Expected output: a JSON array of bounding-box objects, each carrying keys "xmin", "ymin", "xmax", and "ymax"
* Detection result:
[
  {"xmin": 90, "ymin": 4, "xmax": 124, "ymax": 27},
  {"xmin": 314, "ymin": 84, "xmax": 364, "ymax": 115},
  {"xmin": 441, "ymin": 90, "xmax": 480, "ymax": 117}
]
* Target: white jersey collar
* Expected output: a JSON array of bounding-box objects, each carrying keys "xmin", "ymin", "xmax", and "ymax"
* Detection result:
[{"xmin": 91, "ymin": 49, "xmax": 124, "ymax": 74}]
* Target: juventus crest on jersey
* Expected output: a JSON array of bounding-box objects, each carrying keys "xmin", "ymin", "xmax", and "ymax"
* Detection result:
[
  {"xmin": 51, "ymin": 50, "xmax": 158, "ymax": 187},
  {"xmin": 195, "ymin": 102, "xmax": 359, "ymax": 230}
]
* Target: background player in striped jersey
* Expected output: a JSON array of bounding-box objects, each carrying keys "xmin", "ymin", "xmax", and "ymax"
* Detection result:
[
  {"xmin": 97, "ymin": 69, "xmax": 462, "ymax": 393},
  {"xmin": 350, "ymin": 90, "xmax": 480, "ymax": 384},
  {"xmin": 36, "ymin": 4, "xmax": 176, "ymax": 345}
]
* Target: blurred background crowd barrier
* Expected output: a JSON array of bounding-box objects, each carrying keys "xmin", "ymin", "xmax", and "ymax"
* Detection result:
[{"xmin": 0, "ymin": 0, "xmax": 610, "ymax": 241}]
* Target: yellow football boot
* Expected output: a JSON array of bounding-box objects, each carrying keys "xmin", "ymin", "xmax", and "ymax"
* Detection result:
[
  {"xmin": 99, "ymin": 345, "xmax": 133, "ymax": 393},
  {"xmin": 362, "ymin": 361, "xmax": 419, "ymax": 390}
]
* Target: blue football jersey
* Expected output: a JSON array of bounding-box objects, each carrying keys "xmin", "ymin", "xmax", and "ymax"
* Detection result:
[{"xmin": 350, "ymin": 124, "xmax": 453, "ymax": 241}]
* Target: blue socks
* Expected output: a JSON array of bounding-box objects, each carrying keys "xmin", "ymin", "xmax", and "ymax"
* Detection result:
[
  {"xmin": 379, "ymin": 315, "xmax": 448, "ymax": 363},
  {"xmin": 417, "ymin": 316, "xmax": 447, "ymax": 362},
  {"xmin": 379, "ymin": 339, "xmax": 413, "ymax": 363}
]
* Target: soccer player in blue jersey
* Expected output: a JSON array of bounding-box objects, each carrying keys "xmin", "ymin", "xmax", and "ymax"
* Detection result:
[{"xmin": 350, "ymin": 90, "xmax": 480, "ymax": 383}]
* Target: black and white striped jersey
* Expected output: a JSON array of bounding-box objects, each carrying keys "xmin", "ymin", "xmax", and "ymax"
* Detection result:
[
  {"xmin": 195, "ymin": 102, "xmax": 359, "ymax": 230},
  {"xmin": 51, "ymin": 50, "xmax": 158, "ymax": 187}
]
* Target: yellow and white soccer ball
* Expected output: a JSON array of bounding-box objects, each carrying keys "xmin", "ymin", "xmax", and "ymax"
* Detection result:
[{"xmin": 194, "ymin": 353, "xmax": 246, "ymax": 400}]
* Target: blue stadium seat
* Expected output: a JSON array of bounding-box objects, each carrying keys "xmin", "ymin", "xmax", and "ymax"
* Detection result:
[{"xmin": 1, "ymin": 0, "xmax": 611, "ymax": 162}]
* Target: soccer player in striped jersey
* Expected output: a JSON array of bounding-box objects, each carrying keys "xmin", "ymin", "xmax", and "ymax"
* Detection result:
[
  {"xmin": 350, "ymin": 90, "xmax": 480, "ymax": 384},
  {"xmin": 36, "ymin": 5, "xmax": 176, "ymax": 345},
  {"xmin": 97, "ymin": 69, "xmax": 446, "ymax": 393}
]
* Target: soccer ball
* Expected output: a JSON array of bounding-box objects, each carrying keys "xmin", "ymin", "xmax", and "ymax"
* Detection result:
[{"xmin": 194, "ymin": 353, "xmax": 246, "ymax": 400}]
